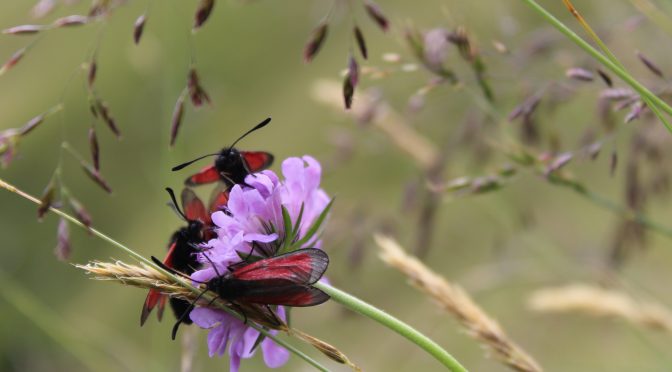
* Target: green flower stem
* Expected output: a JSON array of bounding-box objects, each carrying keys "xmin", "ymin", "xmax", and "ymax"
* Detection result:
[
  {"xmin": 0, "ymin": 177, "xmax": 328, "ymax": 372},
  {"xmin": 315, "ymin": 282, "xmax": 469, "ymax": 372},
  {"xmin": 520, "ymin": 0, "xmax": 672, "ymax": 133}
]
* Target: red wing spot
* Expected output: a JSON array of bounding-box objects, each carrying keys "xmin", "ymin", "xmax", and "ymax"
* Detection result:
[
  {"xmin": 141, "ymin": 289, "xmax": 166, "ymax": 325},
  {"xmin": 208, "ymin": 191, "xmax": 229, "ymax": 215},
  {"xmin": 186, "ymin": 165, "xmax": 220, "ymax": 186},
  {"xmin": 163, "ymin": 242, "xmax": 178, "ymax": 268},
  {"xmin": 231, "ymin": 249, "xmax": 328, "ymax": 285},
  {"xmin": 182, "ymin": 188, "xmax": 208, "ymax": 222},
  {"xmin": 241, "ymin": 152, "xmax": 274, "ymax": 172},
  {"xmin": 236, "ymin": 285, "xmax": 330, "ymax": 307}
]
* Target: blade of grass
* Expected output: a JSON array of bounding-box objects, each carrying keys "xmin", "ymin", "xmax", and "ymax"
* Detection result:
[
  {"xmin": 560, "ymin": 0, "xmax": 672, "ymax": 134},
  {"xmin": 520, "ymin": 0, "xmax": 672, "ymax": 133}
]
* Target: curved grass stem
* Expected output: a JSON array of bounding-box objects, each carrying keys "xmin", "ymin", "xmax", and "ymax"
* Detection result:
[{"xmin": 315, "ymin": 282, "xmax": 469, "ymax": 372}]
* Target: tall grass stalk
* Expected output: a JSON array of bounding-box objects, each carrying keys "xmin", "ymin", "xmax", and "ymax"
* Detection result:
[{"xmin": 521, "ymin": 0, "xmax": 672, "ymax": 133}]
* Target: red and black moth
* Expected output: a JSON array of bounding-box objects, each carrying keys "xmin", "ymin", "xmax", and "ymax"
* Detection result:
[
  {"xmin": 140, "ymin": 187, "xmax": 229, "ymax": 326},
  {"xmin": 172, "ymin": 117, "xmax": 274, "ymax": 188},
  {"xmin": 152, "ymin": 248, "xmax": 330, "ymax": 339}
]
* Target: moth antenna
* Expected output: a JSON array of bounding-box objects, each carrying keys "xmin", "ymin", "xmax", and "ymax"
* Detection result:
[
  {"xmin": 172, "ymin": 117, "xmax": 270, "ymax": 172},
  {"xmin": 171, "ymin": 289, "xmax": 208, "ymax": 340},
  {"xmin": 228, "ymin": 117, "xmax": 271, "ymax": 151},
  {"xmin": 165, "ymin": 188, "xmax": 187, "ymax": 221},
  {"xmin": 171, "ymin": 153, "xmax": 218, "ymax": 172}
]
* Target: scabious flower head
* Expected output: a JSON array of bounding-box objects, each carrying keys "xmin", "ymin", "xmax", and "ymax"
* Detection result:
[{"xmin": 190, "ymin": 155, "xmax": 331, "ymax": 371}]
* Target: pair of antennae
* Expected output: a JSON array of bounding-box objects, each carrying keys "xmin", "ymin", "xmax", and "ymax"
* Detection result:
[{"xmin": 171, "ymin": 117, "xmax": 271, "ymax": 172}]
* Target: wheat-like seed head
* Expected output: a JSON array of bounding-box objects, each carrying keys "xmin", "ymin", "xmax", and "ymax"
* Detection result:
[
  {"xmin": 75, "ymin": 260, "xmax": 361, "ymax": 370},
  {"xmin": 528, "ymin": 283, "xmax": 672, "ymax": 333},
  {"xmin": 376, "ymin": 234, "xmax": 542, "ymax": 372},
  {"xmin": 75, "ymin": 260, "xmax": 193, "ymax": 298}
]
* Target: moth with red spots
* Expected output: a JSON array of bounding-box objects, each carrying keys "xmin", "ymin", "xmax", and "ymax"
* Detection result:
[
  {"xmin": 140, "ymin": 187, "xmax": 229, "ymax": 326},
  {"xmin": 152, "ymin": 248, "xmax": 330, "ymax": 339},
  {"xmin": 172, "ymin": 118, "xmax": 274, "ymax": 188}
]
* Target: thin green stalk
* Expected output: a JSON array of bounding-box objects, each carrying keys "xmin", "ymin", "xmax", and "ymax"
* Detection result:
[
  {"xmin": 558, "ymin": 0, "xmax": 672, "ymax": 136},
  {"xmin": 0, "ymin": 177, "xmax": 328, "ymax": 372},
  {"xmin": 520, "ymin": 0, "xmax": 672, "ymax": 133},
  {"xmin": 549, "ymin": 176, "xmax": 672, "ymax": 238},
  {"xmin": 314, "ymin": 282, "xmax": 469, "ymax": 372}
]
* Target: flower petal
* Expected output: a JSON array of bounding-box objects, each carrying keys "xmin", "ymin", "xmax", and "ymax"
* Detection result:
[
  {"xmin": 206, "ymin": 324, "xmax": 229, "ymax": 357},
  {"xmin": 243, "ymin": 232, "xmax": 278, "ymax": 243},
  {"xmin": 191, "ymin": 267, "xmax": 217, "ymax": 283},
  {"xmin": 262, "ymin": 336, "xmax": 290, "ymax": 368},
  {"xmin": 227, "ymin": 185, "xmax": 248, "ymax": 217},
  {"xmin": 245, "ymin": 172, "xmax": 276, "ymax": 198},
  {"xmin": 241, "ymin": 327, "xmax": 261, "ymax": 358},
  {"xmin": 211, "ymin": 210, "xmax": 235, "ymax": 229},
  {"xmin": 190, "ymin": 307, "xmax": 223, "ymax": 328},
  {"xmin": 302, "ymin": 155, "xmax": 322, "ymax": 193},
  {"xmin": 229, "ymin": 351, "xmax": 241, "ymax": 372},
  {"xmin": 281, "ymin": 157, "xmax": 305, "ymax": 195},
  {"xmin": 262, "ymin": 306, "xmax": 289, "ymax": 367}
]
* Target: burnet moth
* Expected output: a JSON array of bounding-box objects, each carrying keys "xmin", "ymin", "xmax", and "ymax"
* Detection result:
[
  {"xmin": 140, "ymin": 187, "xmax": 229, "ymax": 326},
  {"xmin": 152, "ymin": 248, "xmax": 330, "ymax": 339},
  {"xmin": 172, "ymin": 117, "xmax": 274, "ymax": 188}
]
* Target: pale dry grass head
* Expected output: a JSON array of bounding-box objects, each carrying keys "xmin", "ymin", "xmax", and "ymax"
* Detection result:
[
  {"xmin": 76, "ymin": 260, "xmax": 360, "ymax": 370},
  {"xmin": 290, "ymin": 328, "xmax": 362, "ymax": 372},
  {"xmin": 75, "ymin": 260, "xmax": 192, "ymax": 298},
  {"xmin": 375, "ymin": 234, "xmax": 542, "ymax": 372},
  {"xmin": 528, "ymin": 283, "xmax": 672, "ymax": 333}
]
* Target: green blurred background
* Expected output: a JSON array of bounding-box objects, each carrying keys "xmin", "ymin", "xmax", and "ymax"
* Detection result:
[{"xmin": 1, "ymin": 0, "xmax": 672, "ymax": 371}]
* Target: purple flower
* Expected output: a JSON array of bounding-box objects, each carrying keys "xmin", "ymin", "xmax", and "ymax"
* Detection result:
[
  {"xmin": 190, "ymin": 306, "xmax": 289, "ymax": 372},
  {"xmin": 190, "ymin": 155, "xmax": 331, "ymax": 369}
]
